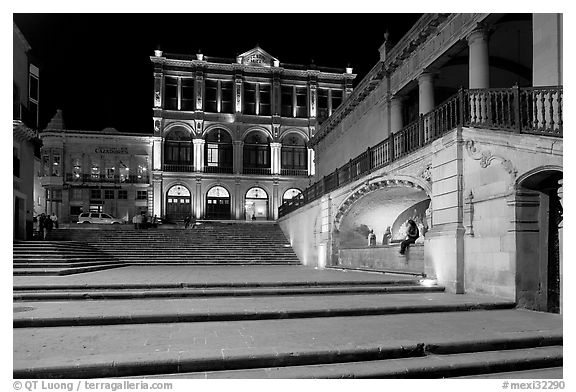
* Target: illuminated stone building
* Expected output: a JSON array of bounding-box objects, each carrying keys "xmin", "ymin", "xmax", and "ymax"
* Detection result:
[
  {"xmin": 38, "ymin": 46, "xmax": 355, "ymax": 223},
  {"xmin": 279, "ymin": 13, "xmax": 563, "ymax": 313}
]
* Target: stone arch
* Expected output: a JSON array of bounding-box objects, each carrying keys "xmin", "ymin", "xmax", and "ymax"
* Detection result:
[
  {"xmin": 279, "ymin": 128, "xmax": 309, "ymax": 143},
  {"xmin": 333, "ymin": 175, "xmax": 431, "ymax": 232},
  {"xmin": 515, "ymin": 165, "xmax": 563, "ymax": 189},
  {"xmin": 203, "ymin": 124, "xmax": 234, "ymax": 140},
  {"xmin": 241, "ymin": 126, "xmax": 273, "ymax": 141},
  {"xmin": 163, "ymin": 122, "xmax": 194, "ymax": 138}
]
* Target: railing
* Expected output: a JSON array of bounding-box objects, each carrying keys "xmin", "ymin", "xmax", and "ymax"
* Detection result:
[
  {"xmin": 279, "ymin": 86, "xmax": 563, "ymax": 218},
  {"xmin": 162, "ymin": 163, "xmax": 195, "ymax": 172},
  {"xmin": 280, "ymin": 168, "xmax": 309, "ymax": 177},
  {"xmin": 243, "ymin": 167, "xmax": 272, "ymax": 175},
  {"xmin": 64, "ymin": 173, "xmax": 149, "ymax": 184},
  {"xmin": 204, "ymin": 166, "xmax": 234, "ymax": 174}
]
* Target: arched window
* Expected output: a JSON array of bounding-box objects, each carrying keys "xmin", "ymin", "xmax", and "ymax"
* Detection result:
[
  {"xmin": 243, "ymin": 131, "xmax": 271, "ymax": 171},
  {"xmin": 164, "ymin": 127, "xmax": 193, "ymax": 171},
  {"xmin": 281, "ymin": 134, "xmax": 307, "ymax": 173},
  {"xmin": 205, "ymin": 129, "xmax": 233, "ymax": 173}
]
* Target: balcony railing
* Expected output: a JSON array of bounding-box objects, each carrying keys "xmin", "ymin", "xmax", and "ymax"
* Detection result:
[
  {"xmin": 280, "ymin": 168, "xmax": 309, "ymax": 177},
  {"xmin": 162, "ymin": 163, "xmax": 195, "ymax": 172},
  {"xmin": 279, "ymin": 86, "xmax": 563, "ymax": 218},
  {"xmin": 64, "ymin": 173, "xmax": 149, "ymax": 184},
  {"xmin": 243, "ymin": 167, "xmax": 272, "ymax": 175},
  {"xmin": 204, "ymin": 165, "xmax": 234, "ymax": 174}
]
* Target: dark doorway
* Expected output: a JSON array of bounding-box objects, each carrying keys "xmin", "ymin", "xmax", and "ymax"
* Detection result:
[{"xmin": 205, "ymin": 186, "xmax": 230, "ymax": 220}]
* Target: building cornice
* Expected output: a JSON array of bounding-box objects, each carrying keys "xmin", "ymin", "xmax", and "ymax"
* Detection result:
[{"xmin": 150, "ymin": 56, "xmax": 355, "ymax": 80}]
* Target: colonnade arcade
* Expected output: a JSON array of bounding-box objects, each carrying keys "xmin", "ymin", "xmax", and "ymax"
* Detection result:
[{"xmin": 161, "ymin": 126, "xmax": 313, "ymax": 177}]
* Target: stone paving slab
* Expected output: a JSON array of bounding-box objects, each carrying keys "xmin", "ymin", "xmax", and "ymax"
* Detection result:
[
  {"xmin": 14, "ymin": 309, "xmax": 562, "ymax": 378},
  {"xmin": 13, "ymin": 292, "xmax": 515, "ymax": 327},
  {"xmin": 13, "ymin": 265, "xmax": 415, "ymax": 288}
]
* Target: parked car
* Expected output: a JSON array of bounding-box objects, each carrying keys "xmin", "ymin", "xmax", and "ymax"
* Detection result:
[{"xmin": 77, "ymin": 212, "xmax": 124, "ymax": 224}]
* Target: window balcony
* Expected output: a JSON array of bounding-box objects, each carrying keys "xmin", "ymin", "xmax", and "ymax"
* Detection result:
[
  {"xmin": 162, "ymin": 163, "xmax": 195, "ymax": 172},
  {"xmin": 280, "ymin": 168, "xmax": 309, "ymax": 177},
  {"xmin": 204, "ymin": 165, "xmax": 233, "ymax": 174},
  {"xmin": 64, "ymin": 173, "xmax": 149, "ymax": 184},
  {"xmin": 243, "ymin": 167, "xmax": 272, "ymax": 175}
]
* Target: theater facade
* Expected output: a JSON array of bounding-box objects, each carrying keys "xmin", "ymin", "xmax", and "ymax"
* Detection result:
[{"xmin": 38, "ymin": 47, "xmax": 355, "ymax": 223}]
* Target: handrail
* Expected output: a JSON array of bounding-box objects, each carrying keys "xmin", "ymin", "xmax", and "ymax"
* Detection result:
[{"xmin": 279, "ymin": 86, "xmax": 563, "ymax": 218}]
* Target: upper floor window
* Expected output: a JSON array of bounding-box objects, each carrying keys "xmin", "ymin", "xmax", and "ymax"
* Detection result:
[
  {"xmin": 181, "ymin": 78, "xmax": 195, "ymax": 111},
  {"xmin": 243, "ymin": 132, "xmax": 271, "ymax": 168},
  {"xmin": 281, "ymin": 134, "xmax": 307, "ymax": 170},
  {"xmin": 259, "ymin": 84, "xmax": 271, "ymax": 116},
  {"xmin": 244, "ymin": 83, "xmax": 256, "ymax": 115},
  {"xmin": 295, "ymin": 87, "xmax": 307, "ymax": 118},
  {"xmin": 205, "ymin": 129, "xmax": 233, "ymax": 168},
  {"xmin": 221, "ymin": 81, "xmax": 234, "ymax": 114},
  {"xmin": 281, "ymin": 86, "xmax": 293, "ymax": 117},
  {"xmin": 164, "ymin": 76, "xmax": 178, "ymax": 110},
  {"xmin": 164, "ymin": 128, "xmax": 193, "ymax": 165},
  {"xmin": 205, "ymin": 79, "xmax": 218, "ymax": 113},
  {"xmin": 332, "ymin": 89, "xmax": 343, "ymax": 111}
]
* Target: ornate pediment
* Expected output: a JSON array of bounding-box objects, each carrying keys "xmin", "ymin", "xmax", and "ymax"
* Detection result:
[{"xmin": 237, "ymin": 46, "xmax": 278, "ymax": 68}]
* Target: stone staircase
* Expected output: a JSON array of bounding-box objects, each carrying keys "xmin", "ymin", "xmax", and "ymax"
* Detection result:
[
  {"xmin": 13, "ymin": 241, "xmax": 123, "ymax": 276},
  {"xmin": 42, "ymin": 222, "xmax": 300, "ymax": 266}
]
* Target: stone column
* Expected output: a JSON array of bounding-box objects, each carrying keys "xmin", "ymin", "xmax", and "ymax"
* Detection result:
[
  {"xmin": 152, "ymin": 136, "xmax": 162, "ymax": 171},
  {"xmin": 390, "ymin": 96, "xmax": 404, "ymax": 133},
  {"xmin": 233, "ymin": 141, "xmax": 244, "ymax": 174},
  {"xmin": 152, "ymin": 174, "xmax": 162, "ymax": 218},
  {"xmin": 418, "ymin": 72, "xmax": 435, "ymax": 115},
  {"xmin": 234, "ymin": 76, "xmax": 243, "ymax": 113},
  {"xmin": 195, "ymin": 71, "xmax": 204, "ymax": 111},
  {"xmin": 468, "ymin": 27, "xmax": 490, "ymax": 89},
  {"xmin": 193, "ymin": 139, "xmax": 205, "ymax": 172},
  {"xmin": 195, "ymin": 177, "xmax": 202, "ymax": 219},
  {"xmin": 272, "ymin": 179, "xmax": 280, "ymax": 220},
  {"xmin": 235, "ymin": 178, "xmax": 242, "ymax": 220},
  {"xmin": 270, "ymin": 142, "xmax": 282, "ymax": 175}
]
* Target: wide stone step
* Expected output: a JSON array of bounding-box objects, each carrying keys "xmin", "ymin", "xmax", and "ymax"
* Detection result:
[
  {"xmin": 13, "ymin": 329, "xmax": 562, "ymax": 379},
  {"xmin": 148, "ymin": 346, "xmax": 562, "ymax": 379},
  {"xmin": 13, "ymin": 264, "xmax": 126, "ymax": 276},
  {"xmin": 13, "ymin": 284, "xmax": 444, "ymax": 301},
  {"xmin": 13, "ymin": 293, "xmax": 514, "ymax": 328}
]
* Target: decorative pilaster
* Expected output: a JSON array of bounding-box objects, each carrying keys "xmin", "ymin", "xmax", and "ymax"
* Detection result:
[
  {"xmin": 270, "ymin": 142, "xmax": 282, "ymax": 175},
  {"xmin": 272, "ymin": 179, "xmax": 280, "ymax": 220},
  {"xmin": 152, "ymin": 173, "xmax": 162, "ymax": 218},
  {"xmin": 309, "ymin": 82, "xmax": 317, "ymax": 119},
  {"xmin": 193, "ymin": 139, "xmax": 205, "ymax": 172},
  {"xmin": 234, "ymin": 76, "xmax": 243, "ymax": 113},
  {"xmin": 464, "ymin": 191, "xmax": 475, "ymax": 236},
  {"xmin": 195, "ymin": 70, "xmax": 204, "ymax": 111},
  {"xmin": 307, "ymin": 148, "xmax": 316, "ymax": 177},
  {"xmin": 152, "ymin": 136, "xmax": 162, "ymax": 171},
  {"xmin": 195, "ymin": 177, "xmax": 202, "ymax": 219},
  {"xmin": 154, "ymin": 73, "xmax": 163, "ymax": 108},
  {"xmin": 233, "ymin": 141, "xmax": 244, "ymax": 174}
]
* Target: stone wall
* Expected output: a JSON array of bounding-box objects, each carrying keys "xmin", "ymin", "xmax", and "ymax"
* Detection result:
[{"xmin": 339, "ymin": 244, "xmax": 424, "ymax": 274}]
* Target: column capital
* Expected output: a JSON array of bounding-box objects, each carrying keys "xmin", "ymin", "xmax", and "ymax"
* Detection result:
[
  {"xmin": 270, "ymin": 142, "xmax": 282, "ymax": 149},
  {"xmin": 192, "ymin": 138, "xmax": 205, "ymax": 146},
  {"xmin": 467, "ymin": 24, "xmax": 490, "ymax": 45},
  {"xmin": 417, "ymin": 71, "xmax": 437, "ymax": 84}
]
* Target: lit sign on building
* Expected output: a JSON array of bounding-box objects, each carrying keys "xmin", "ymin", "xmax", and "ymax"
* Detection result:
[{"xmin": 95, "ymin": 147, "xmax": 129, "ymax": 154}]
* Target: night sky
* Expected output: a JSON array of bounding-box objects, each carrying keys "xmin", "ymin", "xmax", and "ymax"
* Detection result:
[{"xmin": 14, "ymin": 13, "xmax": 423, "ymax": 134}]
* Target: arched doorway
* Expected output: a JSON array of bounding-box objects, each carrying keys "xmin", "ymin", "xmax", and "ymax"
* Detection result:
[
  {"xmin": 165, "ymin": 184, "xmax": 191, "ymax": 222},
  {"xmin": 206, "ymin": 186, "xmax": 230, "ymax": 220},
  {"xmin": 245, "ymin": 187, "xmax": 269, "ymax": 221},
  {"xmin": 515, "ymin": 169, "xmax": 562, "ymax": 313}
]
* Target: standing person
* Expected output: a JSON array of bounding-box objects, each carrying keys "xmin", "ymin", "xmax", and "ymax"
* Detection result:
[
  {"xmin": 141, "ymin": 213, "xmax": 148, "ymax": 229},
  {"xmin": 132, "ymin": 214, "xmax": 138, "ymax": 230},
  {"xmin": 43, "ymin": 215, "xmax": 54, "ymax": 240},
  {"xmin": 50, "ymin": 212, "xmax": 59, "ymax": 229},
  {"xmin": 399, "ymin": 220, "xmax": 419, "ymax": 255},
  {"xmin": 38, "ymin": 213, "xmax": 46, "ymax": 240},
  {"xmin": 184, "ymin": 215, "xmax": 191, "ymax": 229}
]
